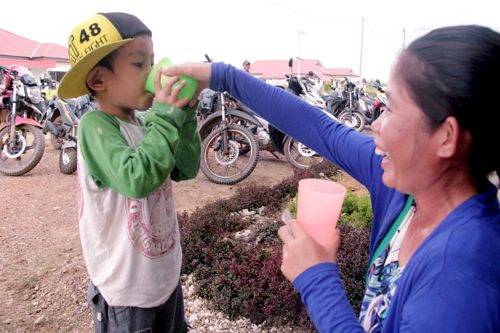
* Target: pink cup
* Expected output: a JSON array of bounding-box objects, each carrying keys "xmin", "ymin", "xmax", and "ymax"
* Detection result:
[{"xmin": 297, "ymin": 178, "xmax": 347, "ymax": 246}]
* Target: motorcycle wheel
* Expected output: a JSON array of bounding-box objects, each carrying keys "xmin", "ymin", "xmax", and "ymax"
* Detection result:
[
  {"xmin": 59, "ymin": 146, "xmax": 77, "ymax": 175},
  {"xmin": 234, "ymin": 119, "xmax": 253, "ymax": 155},
  {"xmin": 338, "ymin": 110, "xmax": 365, "ymax": 132},
  {"xmin": 283, "ymin": 136, "xmax": 324, "ymax": 169},
  {"xmin": 50, "ymin": 116, "xmax": 63, "ymax": 150},
  {"xmin": 200, "ymin": 124, "xmax": 259, "ymax": 185},
  {"xmin": 0, "ymin": 124, "xmax": 45, "ymax": 176}
]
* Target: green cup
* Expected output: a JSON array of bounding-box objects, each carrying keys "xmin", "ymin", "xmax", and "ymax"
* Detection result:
[{"xmin": 145, "ymin": 57, "xmax": 198, "ymax": 100}]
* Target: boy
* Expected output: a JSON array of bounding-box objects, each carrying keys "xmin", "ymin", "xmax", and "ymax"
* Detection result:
[{"xmin": 57, "ymin": 12, "xmax": 200, "ymax": 332}]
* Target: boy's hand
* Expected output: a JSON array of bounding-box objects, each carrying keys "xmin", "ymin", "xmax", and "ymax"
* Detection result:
[{"xmin": 153, "ymin": 68, "xmax": 190, "ymax": 108}]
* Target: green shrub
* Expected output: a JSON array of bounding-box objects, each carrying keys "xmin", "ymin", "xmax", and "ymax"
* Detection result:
[
  {"xmin": 286, "ymin": 187, "xmax": 373, "ymax": 229},
  {"xmin": 340, "ymin": 192, "xmax": 373, "ymax": 228},
  {"xmin": 336, "ymin": 224, "xmax": 370, "ymax": 313}
]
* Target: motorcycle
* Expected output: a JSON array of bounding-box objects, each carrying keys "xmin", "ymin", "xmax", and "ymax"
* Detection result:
[
  {"xmin": 322, "ymin": 77, "xmax": 365, "ymax": 132},
  {"xmin": 197, "ymin": 89, "xmax": 260, "ymax": 185},
  {"xmin": 43, "ymin": 94, "xmax": 96, "ymax": 174},
  {"xmin": 0, "ymin": 65, "xmax": 45, "ymax": 176},
  {"xmin": 358, "ymin": 79, "xmax": 386, "ymax": 126},
  {"xmin": 39, "ymin": 74, "xmax": 58, "ymax": 102},
  {"xmin": 41, "ymin": 95, "xmax": 83, "ymax": 150},
  {"xmin": 196, "ymin": 55, "xmax": 325, "ymax": 185},
  {"xmin": 285, "ymin": 73, "xmax": 327, "ymax": 110},
  {"xmin": 280, "ymin": 60, "xmax": 364, "ymax": 131},
  {"xmin": 282, "ymin": 59, "xmax": 328, "ymax": 111},
  {"xmin": 371, "ymin": 79, "xmax": 387, "ymax": 120}
]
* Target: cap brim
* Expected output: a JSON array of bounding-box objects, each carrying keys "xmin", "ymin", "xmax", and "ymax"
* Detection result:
[{"xmin": 58, "ymin": 39, "xmax": 132, "ymax": 99}]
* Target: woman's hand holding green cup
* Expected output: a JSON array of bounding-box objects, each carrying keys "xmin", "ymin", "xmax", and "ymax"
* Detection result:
[{"xmin": 145, "ymin": 57, "xmax": 198, "ymax": 100}]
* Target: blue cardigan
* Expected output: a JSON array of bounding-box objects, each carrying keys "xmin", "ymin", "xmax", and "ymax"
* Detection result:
[{"xmin": 211, "ymin": 62, "xmax": 500, "ymax": 333}]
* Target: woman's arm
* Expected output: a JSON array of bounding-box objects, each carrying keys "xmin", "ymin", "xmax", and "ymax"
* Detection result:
[{"xmin": 293, "ymin": 263, "xmax": 366, "ymax": 333}]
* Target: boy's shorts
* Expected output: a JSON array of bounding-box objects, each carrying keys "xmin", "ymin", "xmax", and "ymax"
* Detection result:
[{"xmin": 87, "ymin": 280, "xmax": 189, "ymax": 333}]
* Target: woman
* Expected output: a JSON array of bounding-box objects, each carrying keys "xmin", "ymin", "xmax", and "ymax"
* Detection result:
[{"xmin": 168, "ymin": 25, "xmax": 500, "ymax": 332}]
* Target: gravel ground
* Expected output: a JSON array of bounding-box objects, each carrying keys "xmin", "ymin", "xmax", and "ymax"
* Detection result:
[{"xmin": 182, "ymin": 274, "xmax": 299, "ymax": 333}]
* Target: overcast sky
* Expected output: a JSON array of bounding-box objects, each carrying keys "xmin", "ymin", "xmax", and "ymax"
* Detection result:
[{"xmin": 4, "ymin": 0, "xmax": 500, "ymax": 81}]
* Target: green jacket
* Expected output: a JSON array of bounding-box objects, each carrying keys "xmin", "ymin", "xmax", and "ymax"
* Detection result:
[{"xmin": 78, "ymin": 101, "xmax": 201, "ymax": 198}]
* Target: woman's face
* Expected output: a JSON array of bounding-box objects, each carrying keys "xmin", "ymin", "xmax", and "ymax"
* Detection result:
[{"xmin": 371, "ymin": 71, "xmax": 441, "ymax": 194}]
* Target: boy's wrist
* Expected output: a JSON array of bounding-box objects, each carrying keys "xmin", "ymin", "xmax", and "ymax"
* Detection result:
[
  {"xmin": 183, "ymin": 104, "xmax": 198, "ymax": 121},
  {"xmin": 147, "ymin": 101, "xmax": 187, "ymax": 129}
]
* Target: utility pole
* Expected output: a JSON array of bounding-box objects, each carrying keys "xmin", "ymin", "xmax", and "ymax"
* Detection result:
[
  {"xmin": 402, "ymin": 28, "xmax": 406, "ymax": 49},
  {"xmin": 298, "ymin": 29, "xmax": 306, "ymax": 76},
  {"xmin": 359, "ymin": 17, "xmax": 364, "ymax": 82}
]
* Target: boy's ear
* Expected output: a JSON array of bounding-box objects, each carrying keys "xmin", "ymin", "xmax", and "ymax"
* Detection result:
[{"xmin": 86, "ymin": 66, "xmax": 105, "ymax": 93}]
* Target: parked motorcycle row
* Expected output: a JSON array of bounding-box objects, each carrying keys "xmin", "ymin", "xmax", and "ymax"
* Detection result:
[
  {"xmin": 0, "ymin": 64, "xmax": 95, "ymax": 176},
  {"xmin": 194, "ymin": 56, "xmax": 388, "ymax": 186},
  {"xmin": 282, "ymin": 61, "xmax": 387, "ymax": 133},
  {"xmin": 0, "ymin": 60, "xmax": 386, "ymax": 184}
]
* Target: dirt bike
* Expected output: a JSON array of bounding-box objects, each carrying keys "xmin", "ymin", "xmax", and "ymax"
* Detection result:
[
  {"xmin": 0, "ymin": 65, "xmax": 45, "ymax": 176},
  {"xmin": 197, "ymin": 89, "xmax": 259, "ymax": 185},
  {"xmin": 198, "ymin": 89, "xmax": 325, "ymax": 166},
  {"xmin": 197, "ymin": 56, "xmax": 325, "ymax": 185},
  {"xmin": 41, "ymin": 94, "xmax": 91, "ymax": 150},
  {"xmin": 43, "ymin": 94, "xmax": 96, "ymax": 174},
  {"xmin": 321, "ymin": 77, "xmax": 365, "ymax": 132}
]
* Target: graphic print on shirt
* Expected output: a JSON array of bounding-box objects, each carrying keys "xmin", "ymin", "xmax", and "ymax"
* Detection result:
[
  {"xmin": 359, "ymin": 206, "xmax": 414, "ymax": 332},
  {"xmin": 361, "ymin": 254, "xmax": 403, "ymax": 332},
  {"xmin": 127, "ymin": 181, "xmax": 176, "ymax": 258}
]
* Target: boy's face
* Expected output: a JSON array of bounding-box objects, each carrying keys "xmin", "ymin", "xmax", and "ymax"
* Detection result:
[{"xmin": 97, "ymin": 35, "xmax": 154, "ymax": 113}]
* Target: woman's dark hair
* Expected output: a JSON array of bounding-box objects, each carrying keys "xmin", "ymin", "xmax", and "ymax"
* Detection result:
[{"xmin": 396, "ymin": 25, "xmax": 500, "ymax": 188}]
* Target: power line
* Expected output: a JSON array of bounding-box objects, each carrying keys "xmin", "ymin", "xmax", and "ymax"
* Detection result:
[
  {"xmin": 364, "ymin": 24, "xmax": 402, "ymax": 50},
  {"xmin": 265, "ymin": 0, "xmax": 357, "ymax": 24}
]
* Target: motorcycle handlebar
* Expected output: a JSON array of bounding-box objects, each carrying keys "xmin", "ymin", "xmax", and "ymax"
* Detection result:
[
  {"xmin": 0, "ymin": 65, "xmax": 20, "ymax": 79},
  {"xmin": 0, "ymin": 65, "xmax": 12, "ymax": 76}
]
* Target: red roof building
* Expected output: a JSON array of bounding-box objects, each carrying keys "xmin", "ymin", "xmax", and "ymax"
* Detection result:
[
  {"xmin": 0, "ymin": 28, "xmax": 69, "ymax": 80},
  {"xmin": 250, "ymin": 58, "xmax": 357, "ymax": 82}
]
